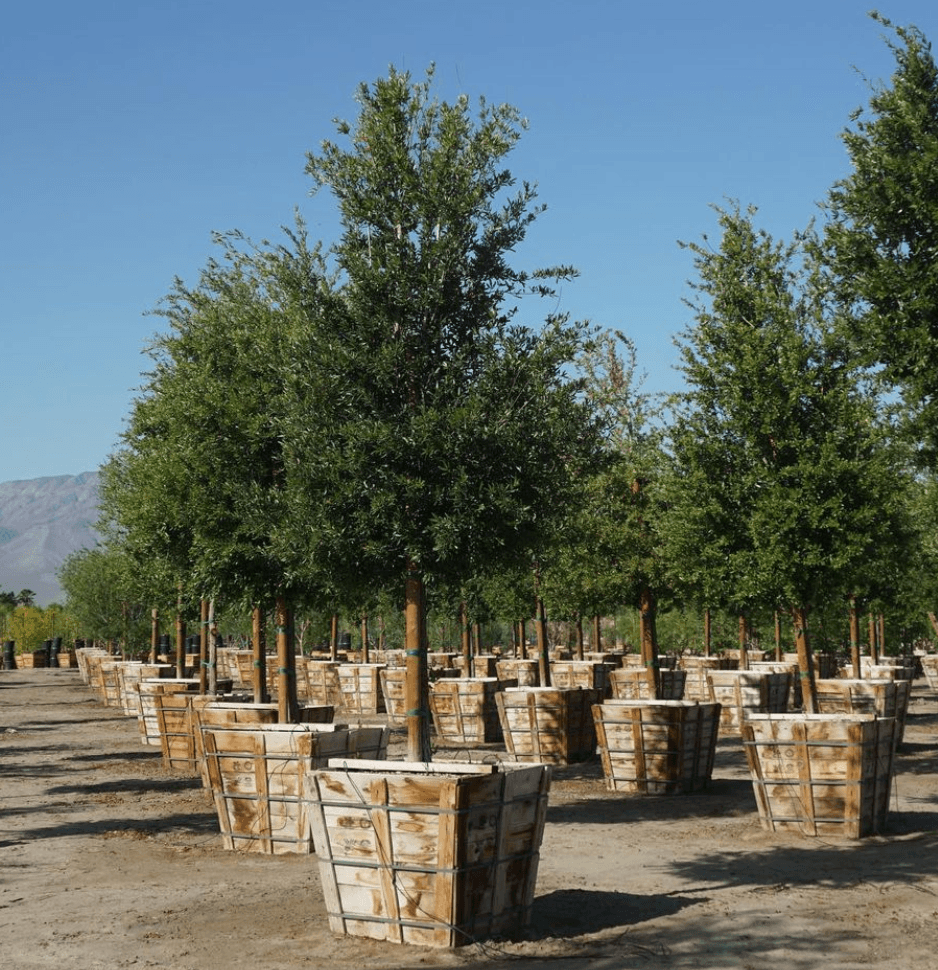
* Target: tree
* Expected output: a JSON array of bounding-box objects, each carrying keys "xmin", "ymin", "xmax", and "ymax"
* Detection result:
[
  {"xmin": 57, "ymin": 546, "xmax": 149, "ymax": 647},
  {"xmin": 16, "ymin": 589, "xmax": 36, "ymax": 608},
  {"xmin": 100, "ymin": 221, "xmax": 339, "ymax": 713},
  {"xmin": 665, "ymin": 203, "xmax": 911, "ymax": 707},
  {"xmin": 290, "ymin": 66, "xmax": 602, "ymax": 757},
  {"xmin": 824, "ymin": 13, "xmax": 938, "ymax": 467}
]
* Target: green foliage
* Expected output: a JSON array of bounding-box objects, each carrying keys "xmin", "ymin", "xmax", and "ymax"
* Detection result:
[
  {"xmin": 283, "ymin": 66, "xmax": 603, "ymax": 601},
  {"xmin": 665, "ymin": 202, "xmax": 912, "ymax": 615},
  {"xmin": 824, "ymin": 12, "xmax": 938, "ymax": 467},
  {"xmin": 57, "ymin": 546, "xmax": 150, "ymax": 644}
]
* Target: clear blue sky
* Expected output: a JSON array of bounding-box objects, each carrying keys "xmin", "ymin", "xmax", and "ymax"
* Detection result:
[{"xmin": 2, "ymin": 0, "xmax": 936, "ymax": 483}]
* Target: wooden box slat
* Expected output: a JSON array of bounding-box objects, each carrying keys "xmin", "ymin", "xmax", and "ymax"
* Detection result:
[{"xmin": 496, "ymin": 687, "xmax": 600, "ymax": 764}]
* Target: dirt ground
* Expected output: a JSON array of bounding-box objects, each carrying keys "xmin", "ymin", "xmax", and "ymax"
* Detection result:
[{"xmin": 2, "ymin": 668, "xmax": 938, "ymax": 970}]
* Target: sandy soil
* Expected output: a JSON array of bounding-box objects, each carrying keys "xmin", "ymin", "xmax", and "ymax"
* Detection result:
[{"xmin": 2, "ymin": 668, "xmax": 938, "ymax": 970}]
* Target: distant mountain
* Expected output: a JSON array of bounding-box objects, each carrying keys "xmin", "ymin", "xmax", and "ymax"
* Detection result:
[{"xmin": 0, "ymin": 472, "xmax": 101, "ymax": 607}]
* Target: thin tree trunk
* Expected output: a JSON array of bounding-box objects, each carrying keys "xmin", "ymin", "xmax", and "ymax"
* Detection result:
[
  {"xmin": 878, "ymin": 613, "xmax": 886, "ymax": 658},
  {"xmin": 517, "ymin": 620, "xmax": 527, "ymax": 660},
  {"xmin": 175, "ymin": 586, "xmax": 186, "ymax": 680},
  {"xmin": 850, "ymin": 597, "xmax": 862, "ymax": 678},
  {"xmin": 703, "ymin": 608, "xmax": 711, "ymax": 657},
  {"xmin": 535, "ymin": 595, "xmax": 550, "ymax": 688},
  {"xmin": 791, "ymin": 605, "xmax": 818, "ymax": 713},
  {"xmin": 774, "ymin": 612, "xmax": 782, "ymax": 662},
  {"xmin": 361, "ymin": 614, "xmax": 369, "ymax": 664},
  {"xmin": 473, "ymin": 621, "xmax": 481, "ymax": 659},
  {"xmin": 252, "ymin": 605, "xmax": 267, "ymax": 704},
  {"xmin": 198, "ymin": 599, "xmax": 209, "ymax": 695},
  {"xmin": 576, "ymin": 617, "xmax": 585, "ymax": 660},
  {"xmin": 275, "ymin": 595, "xmax": 297, "ymax": 723},
  {"xmin": 460, "ymin": 601, "xmax": 471, "ymax": 677},
  {"xmin": 405, "ymin": 566, "xmax": 431, "ymax": 762},
  {"xmin": 150, "ymin": 609, "xmax": 159, "ymax": 664},
  {"xmin": 869, "ymin": 612, "xmax": 878, "ymax": 664},
  {"xmin": 207, "ymin": 600, "xmax": 217, "ymax": 695},
  {"xmin": 639, "ymin": 587, "xmax": 660, "ymax": 697},
  {"xmin": 330, "ymin": 613, "xmax": 338, "ymax": 661},
  {"xmin": 738, "ymin": 614, "xmax": 749, "ymax": 671},
  {"xmin": 592, "ymin": 615, "xmax": 602, "ymax": 657}
]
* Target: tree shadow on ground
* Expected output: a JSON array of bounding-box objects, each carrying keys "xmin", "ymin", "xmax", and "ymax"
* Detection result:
[
  {"xmin": 528, "ymin": 888, "xmax": 699, "ymax": 938},
  {"xmin": 1, "ymin": 809, "xmax": 219, "ymax": 844}
]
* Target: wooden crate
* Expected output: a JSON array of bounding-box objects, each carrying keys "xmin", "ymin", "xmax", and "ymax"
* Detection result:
[
  {"xmin": 430, "ymin": 677, "xmax": 504, "ymax": 744},
  {"xmin": 609, "ymin": 668, "xmax": 687, "ymax": 701},
  {"xmin": 741, "ymin": 713, "xmax": 898, "ymax": 838},
  {"xmin": 117, "ymin": 663, "xmax": 175, "ymax": 717},
  {"xmin": 921, "ymin": 654, "xmax": 938, "ymax": 690},
  {"xmin": 592, "ymin": 700, "xmax": 722, "ymax": 795},
  {"xmin": 76, "ymin": 647, "xmax": 109, "ymax": 684},
  {"xmin": 749, "ymin": 661, "xmax": 800, "ymax": 709},
  {"xmin": 136, "ymin": 678, "xmax": 199, "ymax": 746},
  {"xmin": 706, "ymin": 669, "xmax": 791, "ymax": 733},
  {"xmin": 305, "ymin": 661, "xmax": 343, "ymax": 708},
  {"xmin": 337, "ymin": 664, "xmax": 386, "ymax": 715},
  {"xmin": 548, "ymin": 661, "xmax": 613, "ymax": 695},
  {"xmin": 496, "ymin": 687, "xmax": 600, "ymax": 764},
  {"xmin": 678, "ymin": 656, "xmax": 736, "ymax": 702},
  {"xmin": 496, "ymin": 659, "xmax": 540, "ymax": 687},
  {"xmin": 99, "ymin": 661, "xmax": 126, "ymax": 708},
  {"xmin": 306, "ymin": 760, "xmax": 551, "ymax": 947},
  {"xmin": 202, "ymin": 724, "xmax": 389, "ymax": 855},
  {"xmin": 379, "ymin": 667, "xmax": 407, "ymax": 726}
]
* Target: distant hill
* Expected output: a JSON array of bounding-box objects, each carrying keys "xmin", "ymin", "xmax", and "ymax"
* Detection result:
[{"xmin": 0, "ymin": 472, "xmax": 101, "ymax": 607}]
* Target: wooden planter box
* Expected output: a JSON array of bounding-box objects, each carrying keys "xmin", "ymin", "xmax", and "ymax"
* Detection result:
[
  {"xmin": 379, "ymin": 667, "xmax": 407, "ymax": 726},
  {"xmin": 592, "ymin": 700, "xmax": 722, "ymax": 794},
  {"xmin": 116, "ymin": 663, "xmax": 175, "ymax": 717},
  {"xmin": 496, "ymin": 687, "xmax": 601, "ymax": 764},
  {"xmin": 306, "ymin": 760, "xmax": 551, "ymax": 947},
  {"xmin": 136, "ymin": 678, "xmax": 199, "ymax": 746},
  {"xmin": 921, "ymin": 654, "xmax": 938, "ymax": 690},
  {"xmin": 496, "ymin": 659, "xmax": 540, "ymax": 687},
  {"xmin": 549, "ymin": 660, "xmax": 613, "ymax": 695},
  {"xmin": 749, "ymin": 661, "xmax": 800, "ymax": 709},
  {"xmin": 706, "ymin": 669, "xmax": 792, "ymax": 733},
  {"xmin": 155, "ymin": 693, "xmax": 334, "ymax": 772},
  {"xmin": 202, "ymin": 723, "xmax": 389, "ymax": 854},
  {"xmin": 305, "ymin": 661, "xmax": 344, "ymax": 708},
  {"xmin": 337, "ymin": 664, "xmax": 386, "ymax": 715},
  {"xmin": 430, "ymin": 677, "xmax": 505, "ymax": 744},
  {"xmin": 741, "ymin": 713, "xmax": 898, "ymax": 838},
  {"xmin": 678, "ymin": 656, "xmax": 736, "ymax": 702},
  {"xmin": 609, "ymin": 668, "xmax": 687, "ymax": 701}
]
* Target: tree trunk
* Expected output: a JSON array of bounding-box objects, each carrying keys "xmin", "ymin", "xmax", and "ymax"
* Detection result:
[
  {"xmin": 592, "ymin": 615, "xmax": 602, "ymax": 657},
  {"xmin": 460, "ymin": 601, "xmax": 471, "ymax": 677},
  {"xmin": 150, "ymin": 609, "xmax": 159, "ymax": 664},
  {"xmin": 869, "ymin": 612, "xmax": 878, "ymax": 664},
  {"xmin": 198, "ymin": 599, "xmax": 209, "ymax": 695},
  {"xmin": 575, "ymin": 617, "xmax": 584, "ymax": 660},
  {"xmin": 517, "ymin": 620, "xmax": 527, "ymax": 660},
  {"xmin": 535, "ymin": 596, "xmax": 550, "ymax": 688},
  {"xmin": 174, "ymin": 608, "xmax": 186, "ymax": 681},
  {"xmin": 738, "ymin": 614, "xmax": 749, "ymax": 670},
  {"xmin": 639, "ymin": 587, "xmax": 660, "ymax": 697},
  {"xmin": 405, "ymin": 567, "xmax": 431, "ymax": 762},
  {"xmin": 275, "ymin": 595, "xmax": 298, "ymax": 723},
  {"xmin": 252, "ymin": 605, "xmax": 267, "ymax": 704},
  {"xmin": 850, "ymin": 598, "xmax": 861, "ymax": 678},
  {"xmin": 207, "ymin": 600, "xmax": 217, "ymax": 695},
  {"xmin": 330, "ymin": 613, "xmax": 339, "ymax": 661},
  {"xmin": 361, "ymin": 614, "xmax": 369, "ymax": 664},
  {"xmin": 774, "ymin": 611, "xmax": 782, "ymax": 662},
  {"xmin": 878, "ymin": 613, "xmax": 886, "ymax": 658},
  {"xmin": 791, "ymin": 605, "xmax": 818, "ymax": 713},
  {"xmin": 703, "ymin": 608, "xmax": 711, "ymax": 657}
]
